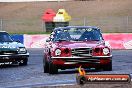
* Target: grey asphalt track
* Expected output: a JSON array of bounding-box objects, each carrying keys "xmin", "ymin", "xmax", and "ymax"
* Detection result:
[{"xmin": 0, "ymin": 49, "xmax": 132, "ymax": 88}]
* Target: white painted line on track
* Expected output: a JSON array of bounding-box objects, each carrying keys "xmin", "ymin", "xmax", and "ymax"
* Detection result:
[
  {"xmin": 6, "ymin": 83, "xmax": 76, "ymax": 88},
  {"xmin": 46, "ymin": 83, "xmax": 75, "ymax": 87}
]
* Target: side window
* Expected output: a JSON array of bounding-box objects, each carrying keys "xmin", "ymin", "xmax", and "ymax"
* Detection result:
[
  {"xmin": 94, "ymin": 30, "xmax": 104, "ymax": 40},
  {"xmin": 0, "ymin": 32, "xmax": 12, "ymax": 42}
]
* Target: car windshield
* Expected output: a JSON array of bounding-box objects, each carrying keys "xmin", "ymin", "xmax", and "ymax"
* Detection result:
[
  {"xmin": 0, "ymin": 32, "xmax": 13, "ymax": 42},
  {"xmin": 52, "ymin": 27, "xmax": 103, "ymax": 42}
]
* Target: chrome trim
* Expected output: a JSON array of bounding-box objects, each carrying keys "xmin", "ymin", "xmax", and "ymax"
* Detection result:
[
  {"xmin": 0, "ymin": 53, "xmax": 29, "ymax": 57},
  {"xmin": 64, "ymin": 61, "xmax": 100, "ymax": 64},
  {"xmin": 93, "ymin": 55, "xmax": 112, "ymax": 58},
  {"xmin": 51, "ymin": 55, "xmax": 112, "ymax": 59},
  {"xmin": 65, "ymin": 61, "xmax": 100, "ymax": 63},
  {"xmin": 71, "ymin": 48, "xmax": 92, "ymax": 57},
  {"xmin": 64, "ymin": 62, "xmax": 78, "ymax": 64},
  {"xmin": 66, "ymin": 59, "xmax": 100, "ymax": 61}
]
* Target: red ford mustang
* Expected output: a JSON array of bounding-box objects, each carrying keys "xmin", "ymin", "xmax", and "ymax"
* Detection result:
[{"xmin": 43, "ymin": 26, "xmax": 112, "ymax": 74}]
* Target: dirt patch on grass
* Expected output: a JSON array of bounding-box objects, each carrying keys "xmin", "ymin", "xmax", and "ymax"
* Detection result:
[
  {"xmin": 0, "ymin": 0, "xmax": 132, "ymax": 33},
  {"xmin": 0, "ymin": 0, "xmax": 132, "ymax": 19}
]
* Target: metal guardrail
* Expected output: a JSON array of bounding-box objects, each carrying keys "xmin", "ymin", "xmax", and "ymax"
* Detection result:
[{"xmin": 0, "ymin": 16, "xmax": 132, "ymax": 33}]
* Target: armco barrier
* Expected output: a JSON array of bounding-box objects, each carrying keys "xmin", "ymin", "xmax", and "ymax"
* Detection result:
[
  {"xmin": 103, "ymin": 33, "xmax": 132, "ymax": 49},
  {"xmin": 23, "ymin": 33, "xmax": 132, "ymax": 49},
  {"xmin": 24, "ymin": 34, "xmax": 49, "ymax": 48}
]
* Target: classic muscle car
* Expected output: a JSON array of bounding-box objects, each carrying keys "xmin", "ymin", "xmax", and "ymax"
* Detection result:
[
  {"xmin": 0, "ymin": 31, "xmax": 29, "ymax": 66},
  {"xmin": 43, "ymin": 26, "xmax": 112, "ymax": 74}
]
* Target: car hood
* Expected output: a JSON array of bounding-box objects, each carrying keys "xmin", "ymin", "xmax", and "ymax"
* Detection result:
[
  {"xmin": 0, "ymin": 42, "xmax": 24, "ymax": 51},
  {"xmin": 53, "ymin": 41, "xmax": 105, "ymax": 49}
]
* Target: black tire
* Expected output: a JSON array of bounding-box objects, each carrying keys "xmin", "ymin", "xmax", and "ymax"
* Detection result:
[
  {"xmin": 19, "ymin": 58, "xmax": 28, "ymax": 66},
  {"xmin": 43, "ymin": 53, "xmax": 49, "ymax": 73},
  {"xmin": 103, "ymin": 61, "xmax": 112, "ymax": 71},
  {"xmin": 76, "ymin": 75, "xmax": 87, "ymax": 85},
  {"xmin": 44, "ymin": 60, "xmax": 49, "ymax": 73},
  {"xmin": 49, "ymin": 62, "xmax": 58, "ymax": 74}
]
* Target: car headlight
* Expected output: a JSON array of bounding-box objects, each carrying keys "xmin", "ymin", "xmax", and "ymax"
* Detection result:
[
  {"xmin": 103, "ymin": 48, "xmax": 110, "ymax": 55},
  {"xmin": 18, "ymin": 48, "xmax": 27, "ymax": 53},
  {"xmin": 55, "ymin": 49, "xmax": 61, "ymax": 56}
]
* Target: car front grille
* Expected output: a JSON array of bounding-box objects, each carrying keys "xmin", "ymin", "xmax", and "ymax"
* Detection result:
[
  {"xmin": 0, "ymin": 51, "xmax": 17, "ymax": 55},
  {"xmin": 71, "ymin": 48, "xmax": 92, "ymax": 57}
]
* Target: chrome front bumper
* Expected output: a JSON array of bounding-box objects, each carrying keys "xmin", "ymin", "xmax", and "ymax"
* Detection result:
[
  {"xmin": 52, "ymin": 55, "xmax": 112, "ymax": 59},
  {"xmin": 51, "ymin": 55, "xmax": 112, "ymax": 64}
]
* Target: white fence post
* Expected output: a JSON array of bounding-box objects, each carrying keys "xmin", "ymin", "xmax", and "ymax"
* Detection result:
[
  {"xmin": 126, "ymin": 16, "xmax": 129, "ymax": 31},
  {"xmin": 42, "ymin": 20, "xmax": 46, "ymax": 32},
  {"xmin": 0, "ymin": 19, "xmax": 3, "ymax": 31},
  {"xmin": 83, "ymin": 17, "xmax": 86, "ymax": 26}
]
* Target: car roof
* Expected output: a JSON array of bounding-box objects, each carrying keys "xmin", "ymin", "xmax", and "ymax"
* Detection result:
[
  {"xmin": 54, "ymin": 26, "xmax": 100, "ymax": 31},
  {"xmin": 0, "ymin": 31, "xmax": 7, "ymax": 33}
]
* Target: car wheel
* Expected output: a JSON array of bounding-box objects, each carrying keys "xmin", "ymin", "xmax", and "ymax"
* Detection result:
[
  {"xmin": 76, "ymin": 75, "xmax": 87, "ymax": 85},
  {"xmin": 49, "ymin": 62, "xmax": 58, "ymax": 74},
  {"xmin": 19, "ymin": 58, "xmax": 28, "ymax": 66},
  {"xmin": 44, "ymin": 60, "xmax": 49, "ymax": 73},
  {"xmin": 103, "ymin": 61, "xmax": 112, "ymax": 71}
]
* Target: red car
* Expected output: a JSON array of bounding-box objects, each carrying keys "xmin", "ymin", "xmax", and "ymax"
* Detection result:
[{"xmin": 43, "ymin": 26, "xmax": 112, "ymax": 74}]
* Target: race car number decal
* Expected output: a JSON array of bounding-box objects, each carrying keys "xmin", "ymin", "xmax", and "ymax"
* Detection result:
[{"xmin": 0, "ymin": 45, "xmax": 16, "ymax": 49}]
